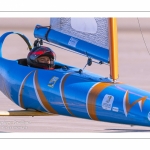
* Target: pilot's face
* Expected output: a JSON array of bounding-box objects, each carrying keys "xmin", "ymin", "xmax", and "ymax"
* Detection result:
[{"xmin": 37, "ymin": 56, "xmax": 50, "ymax": 64}]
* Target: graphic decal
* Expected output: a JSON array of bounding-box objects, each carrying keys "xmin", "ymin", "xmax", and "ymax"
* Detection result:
[
  {"xmin": 48, "ymin": 76, "xmax": 59, "ymax": 88},
  {"xmin": 123, "ymin": 90, "xmax": 147, "ymax": 117},
  {"xmin": 86, "ymin": 82, "xmax": 113, "ymax": 120},
  {"xmin": 18, "ymin": 70, "xmax": 34, "ymax": 108},
  {"xmin": 115, "ymin": 84, "xmax": 150, "ymax": 100},
  {"xmin": 102, "ymin": 94, "xmax": 114, "ymax": 110},
  {"xmin": 34, "ymin": 70, "xmax": 58, "ymax": 114},
  {"xmin": 60, "ymin": 72, "xmax": 75, "ymax": 116},
  {"xmin": 68, "ymin": 37, "xmax": 79, "ymax": 47}
]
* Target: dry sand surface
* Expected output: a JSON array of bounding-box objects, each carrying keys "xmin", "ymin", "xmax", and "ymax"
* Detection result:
[{"xmin": 0, "ymin": 18, "xmax": 150, "ymax": 133}]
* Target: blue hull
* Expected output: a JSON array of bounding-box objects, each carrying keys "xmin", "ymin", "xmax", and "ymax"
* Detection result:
[
  {"xmin": 1, "ymin": 57, "xmax": 150, "ymax": 127},
  {"xmin": 1, "ymin": 31, "xmax": 150, "ymax": 127}
]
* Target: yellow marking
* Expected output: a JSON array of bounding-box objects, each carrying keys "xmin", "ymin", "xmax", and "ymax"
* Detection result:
[{"xmin": 0, "ymin": 110, "xmax": 57, "ymax": 116}]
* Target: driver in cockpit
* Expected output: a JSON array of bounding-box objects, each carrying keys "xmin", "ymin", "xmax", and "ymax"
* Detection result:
[{"xmin": 27, "ymin": 46, "xmax": 56, "ymax": 70}]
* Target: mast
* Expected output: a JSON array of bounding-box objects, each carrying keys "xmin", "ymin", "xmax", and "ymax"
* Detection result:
[{"xmin": 109, "ymin": 18, "xmax": 119, "ymax": 82}]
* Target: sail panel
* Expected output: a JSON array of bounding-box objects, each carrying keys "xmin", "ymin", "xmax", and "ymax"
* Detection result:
[
  {"xmin": 50, "ymin": 18, "xmax": 109, "ymax": 49},
  {"xmin": 34, "ymin": 18, "xmax": 110, "ymax": 63}
]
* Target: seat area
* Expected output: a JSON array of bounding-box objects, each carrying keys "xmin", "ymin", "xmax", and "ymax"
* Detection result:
[
  {"xmin": 17, "ymin": 58, "xmax": 28, "ymax": 66},
  {"xmin": 17, "ymin": 58, "xmax": 65, "ymax": 69}
]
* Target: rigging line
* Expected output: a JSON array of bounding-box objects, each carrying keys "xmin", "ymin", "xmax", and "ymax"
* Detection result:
[
  {"xmin": 43, "ymin": 41, "xmax": 109, "ymax": 66},
  {"xmin": 43, "ymin": 41, "xmax": 85, "ymax": 56},
  {"xmin": 137, "ymin": 18, "xmax": 150, "ymax": 55}
]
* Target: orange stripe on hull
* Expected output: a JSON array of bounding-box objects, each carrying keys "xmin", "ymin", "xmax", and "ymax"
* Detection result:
[
  {"xmin": 19, "ymin": 71, "xmax": 34, "ymax": 108},
  {"xmin": 60, "ymin": 73, "xmax": 75, "ymax": 116},
  {"xmin": 34, "ymin": 70, "xmax": 58, "ymax": 114},
  {"xmin": 87, "ymin": 82, "xmax": 113, "ymax": 120}
]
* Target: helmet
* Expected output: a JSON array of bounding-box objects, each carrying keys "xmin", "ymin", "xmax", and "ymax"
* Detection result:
[{"xmin": 27, "ymin": 46, "xmax": 56, "ymax": 69}]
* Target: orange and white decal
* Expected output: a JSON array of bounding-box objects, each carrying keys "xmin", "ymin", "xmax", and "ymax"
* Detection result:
[
  {"xmin": 33, "ymin": 70, "xmax": 58, "ymax": 114},
  {"xmin": 18, "ymin": 70, "xmax": 34, "ymax": 108},
  {"xmin": 123, "ymin": 90, "xmax": 147, "ymax": 117},
  {"xmin": 19, "ymin": 70, "xmax": 58, "ymax": 113},
  {"xmin": 60, "ymin": 72, "xmax": 75, "ymax": 116},
  {"xmin": 86, "ymin": 82, "xmax": 113, "ymax": 120}
]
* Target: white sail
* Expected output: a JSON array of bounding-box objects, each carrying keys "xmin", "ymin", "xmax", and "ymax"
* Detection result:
[{"xmin": 50, "ymin": 18, "xmax": 109, "ymax": 50}]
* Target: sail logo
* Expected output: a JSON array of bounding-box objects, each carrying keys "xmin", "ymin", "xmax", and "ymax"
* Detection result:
[
  {"xmin": 102, "ymin": 94, "xmax": 114, "ymax": 110},
  {"xmin": 123, "ymin": 91, "xmax": 147, "ymax": 117},
  {"xmin": 68, "ymin": 37, "xmax": 78, "ymax": 47}
]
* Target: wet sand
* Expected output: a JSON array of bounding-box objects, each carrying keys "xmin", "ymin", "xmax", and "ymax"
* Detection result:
[{"xmin": 0, "ymin": 18, "xmax": 150, "ymax": 133}]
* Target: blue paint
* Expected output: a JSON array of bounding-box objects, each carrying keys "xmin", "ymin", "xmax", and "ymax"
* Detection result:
[
  {"xmin": 34, "ymin": 25, "xmax": 109, "ymax": 63},
  {"xmin": 1, "ymin": 31, "xmax": 150, "ymax": 127}
]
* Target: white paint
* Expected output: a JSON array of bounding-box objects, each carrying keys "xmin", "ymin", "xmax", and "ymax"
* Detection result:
[{"xmin": 112, "ymin": 107, "xmax": 119, "ymax": 112}]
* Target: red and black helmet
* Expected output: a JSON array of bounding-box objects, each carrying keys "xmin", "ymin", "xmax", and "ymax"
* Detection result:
[{"xmin": 27, "ymin": 46, "xmax": 56, "ymax": 69}]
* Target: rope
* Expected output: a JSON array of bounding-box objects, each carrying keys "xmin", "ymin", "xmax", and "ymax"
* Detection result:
[
  {"xmin": 43, "ymin": 41, "xmax": 109, "ymax": 66},
  {"xmin": 137, "ymin": 18, "xmax": 150, "ymax": 55}
]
